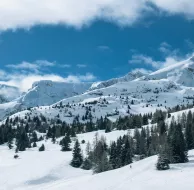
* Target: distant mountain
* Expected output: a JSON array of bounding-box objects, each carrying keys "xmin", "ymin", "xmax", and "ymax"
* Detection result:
[
  {"xmin": 145, "ymin": 56, "xmax": 194, "ymax": 87},
  {"xmin": 90, "ymin": 71, "xmax": 145, "ymax": 90},
  {"xmin": 0, "ymin": 81, "xmax": 92, "ymax": 120},
  {"xmin": 17, "ymin": 80, "xmax": 92, "ymax": 107},
  {"xmin": 0, "ymin": 84, "xmax": 21, "ymax": 103},
  {"xmin": 2, "ymin": 56, "xmax": 194, "ymax": 122}
]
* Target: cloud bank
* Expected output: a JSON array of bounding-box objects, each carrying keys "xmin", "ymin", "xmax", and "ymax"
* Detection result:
[
  {"xmin": 0, "ymin": 0, "xmax": 193, "ymax": 30},
  {"xmin": 0, "ymin": 60, "xmax": 96, "ymax": 92}
]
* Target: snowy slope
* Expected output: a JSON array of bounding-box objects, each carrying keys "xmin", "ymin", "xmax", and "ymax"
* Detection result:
[
  {"xmin": 1, "ymin": 56, "xmax": 194, "ymax": 122},
  {"xmin": 0, "ymin": 81, "xmax": 91, "ymax": 120},
  {"xmin": 1, "ymin": 130, "xmax": 194, "ymax": 190},
  {"xmin": 6, "ymin": 79, "xmax": 194, "ymax": 124},
  {"xmin": 145, "ymin": 56, "xmax": 194, "ymax": 87},
  {"xmin": 90, "ymin": 70, "xmax": 144, "ymax": 90},
  {"xmin": 18, "ymin": 80, "xmax": 92, "ymax": 107},
  {"xmin": 0, "ymin": 84, "xmax": 21, "ymax": 103}
]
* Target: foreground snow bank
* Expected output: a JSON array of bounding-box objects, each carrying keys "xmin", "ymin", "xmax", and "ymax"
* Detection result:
[{"xmin": 1, "ymin": 130, "xmax": 194, "ymax": 190}]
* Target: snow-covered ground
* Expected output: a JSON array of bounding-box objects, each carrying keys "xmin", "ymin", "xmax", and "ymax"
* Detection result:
[{"xmin": 1, "ymin": 129, "xmax": 194, "ymax": 190}]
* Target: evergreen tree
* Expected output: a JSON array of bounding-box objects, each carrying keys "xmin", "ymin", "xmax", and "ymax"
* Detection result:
[
  {"xmin": 81, "ymin": 157, "xmax": 93, "ymax": 170},
  {"xmin": 93, "ymin": 151, "xmax": 111, "ymax": 173},
  {"xmin": 39, "ymin": 144, "xmax": 45, "ymax": 151},
  {"xmin": 156, "ymin": 153, "xmax": 170, "ymax": 170},
  {"xmin": 109, "ymin": 141, "xmax": 117, "ymax": 169},
  {"xmin": 61, "ymin": 134, "xmax": 71, "ymax": 151},
  {"xmin": 33, "ymin": 142, "xmax": 37, "ymax": 147},
  {"xmin": 31, "ymin": 131, "xmax": 38, "ymax": 143},
  {"xmin": 121, "ymin": 137, "xmax": 132, "ymax": 166},
  {"xmin": 134, "ymin": 128, "xmax": 141, "ymax": 155},
  {"xmin": 185, "ymin": 123, "xmax": 194, "ymax": 150},
  {"xmin": 16, "ymin": 130, "xmax": 30, "ymax": 151},
  {"xmin": 169, "ymin": 123, "xmax": 188, "ymax": 163},
  {"xmin": 71, "ymin": 140, "xmax": 83, "ymax": 168}
]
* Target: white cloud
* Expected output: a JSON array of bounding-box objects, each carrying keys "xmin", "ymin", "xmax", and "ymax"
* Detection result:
[
  {"xmin": 185, "ymin": 39, "xmax": 194, "ymax": 50},
  {"xmin": 131, "ymin": 68, "xmax": 152, "ymax": 74},
  {"xmin": 129, "ymin": 54, "xmax": 161, "ymax": 69},
  {"xmin": 158, "ymin": 42, "xmax": 172, "ymax": 54},
  {"xmin": 59, "ymin": 64, "xmax": 71, "ymax": 68},
  {"xmin": 35, "ymin": 60, "xmax": 55, "ymax": 67},
  {"xmin": 0, "ymin": 69, "xmax": 7, "ymax": 79},
  {"xmin": 0, "ymin": 0, "xmax": 193, "ymax": 31},
  {"xmin": 0, "ymin": 72, "xmax": 96, "ymax": 92},
  {"xmin": 77, "ymin": 64, "xmax": 87, "ymax": 68},
  {"xmin": 64, "ymin": 73, "xmax": 95, "ymax": 83},
  {"xmin": 129, "ymin": 53, "xmax": 188, "ymax": 69},
  {"xmin": 149, "ymin": 0, "xmax": 194, "ymax": 18},
  {"xmin": 6, "ymin": 60, "xmax": 56, "ymax": 73},
  {"xmin": 1, "ymin": 60, "xmax": 96, "ymax": 92},
  {"xmin": 7, "ymin": 62, "xmax": 39, "ymax": 71}
]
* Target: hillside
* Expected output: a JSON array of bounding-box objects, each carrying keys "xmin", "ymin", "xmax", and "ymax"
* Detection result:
[
  {"xmin": 145, "ymin": 56, "xmax": 194, "ymax": 87},
  {"xmin": 90, "ymin": 70, "xmax": 144, "ymax": 90},
  {"xmin": 0, "ymin": 84, "xmax": 21, "ymax": 103},
  {"xmin": 1, "ymin": 57, "xmax": 194, "ymax": 122},
  {"xmin": 6, "ymin": 79, "xmax": 193, "ymax": 125},
  {"xmin": 1, "ymin": 56, "xmax": 194, "ymax": 122},
  {"xmin": 0, "ymin": 81, "xmax": 92, "ymax": 120},
  {"xmin": 0, "ymin": 130, "xmax": 194, "ymax": 190}
]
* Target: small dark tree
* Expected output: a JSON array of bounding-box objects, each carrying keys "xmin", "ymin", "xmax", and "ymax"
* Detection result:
[
  {"xmin": 71, "ymin": 140, "xmax": 83, "ymax": 168},
  {"xmin": 33, "ymin": 142, "xmax": 37, "ymax": 147},
  {"xmin": 39, "ymin": 144, "xmax": 45, "ymax": 151},
  {"xmin": 81, "ymin": 157, "xmax": 93, "ymax": 170},
  {"xmin": 156, "ymin": 154, "xmax": 170, "ymax": 170},
  {"xmin": 61, "ymin": 135, "xmax": 71, "ymax": 151}
]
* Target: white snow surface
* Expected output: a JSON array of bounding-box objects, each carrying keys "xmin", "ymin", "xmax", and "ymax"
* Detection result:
[
  {"xmin": 90, "ymin": 70, "xmax": 144, "ymax": 90},
  {"xmin": 0, "ymin": 129, "xmax": 194, "ymax": 190},
  {"xmin": 0, "ymin": 81, "xmax": 91, "ymax": 120},
  {"xmin": 0, "ymin": 84, "xmax": 21, "ymax": 103},
  {"xmin": 1, "ymin": 56, "xmax": 194, "ymax": 123}
]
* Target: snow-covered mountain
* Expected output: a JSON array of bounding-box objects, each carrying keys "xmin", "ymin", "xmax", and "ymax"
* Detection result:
[
  {"xmin": 17, "ymin": 80, "xmax": 92, "ymax": 107},
  {"xmin": 90, "ymin": 71, "xmax": 144, "ymax": 90},
  {"xmin": 1, "ymin": 56, "xmax": 194, "ymax": 122},
  {"xmin": 2, "ymin": 56, "xmax": 194, "ymax": 190},
  {"xmin": 0, "ymin": 84, "xmax": 21, "ymax": 103},
  {"xmin": 0, "ymin": 81, "xmax": 92, "ymax": 120},
  {"xmin": 145, "ymin": 56, "xmax": 194, "ymax": 87}
]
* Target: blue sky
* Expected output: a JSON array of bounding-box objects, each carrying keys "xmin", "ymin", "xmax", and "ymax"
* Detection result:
[{"xmin": 0, "ymin": 0, "xmax": 194, "ymax": 91}]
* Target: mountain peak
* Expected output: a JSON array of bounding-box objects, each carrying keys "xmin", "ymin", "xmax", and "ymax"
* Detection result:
[{"xmin": 90, "ymin": 70, "xmax": 145, "ymax": 90}]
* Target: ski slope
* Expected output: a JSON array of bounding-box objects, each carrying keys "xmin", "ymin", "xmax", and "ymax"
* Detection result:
[{"xmin": 1, "ymin": 129, "xmax": 194, "ymax": 190}]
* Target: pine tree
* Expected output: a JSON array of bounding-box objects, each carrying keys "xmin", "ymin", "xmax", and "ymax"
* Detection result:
[
  {"xmin": 185, "ymin": 123, "xmax": 194, "ymax": 150},
  {"xmin": 33, "ymin": 142, "xmax": 37, "ymax": 147},
  {"xmin": 109, "ymin": 141, "xmax": 117, "ymax": 169},
  {"xmin": 81, "ymin": 157, "xmax": 93, "ymax": 170},
  {"xmin": 134, "ymin": 128, "xmax": 141, "ymax": 155},
  {"xmin": 156, "ymin": 138, "xmax": 170, "ymax": 170},
  {"xmin": 71, "ymin": 140, "xmax": 83, "ymax": 168},
  {"xmin": 156, "ymin": 153, "xmax": 170, "ymax": 170},
  {"xmin": 32, "ymin": 131, "xmax": 38, "ymax": 143},
  {"xmin": 16, "ymin": 130, "xmax": 30, "ymax": 151},
  {"xmin": 39, "ymin": 144, "xmax": 45, "ymax": 151},
  {"xmin": 170, "ymin": 123, "xmax": 188, "ymax": 163},
  {"xmin": 61, "ymin": 134, "xmax": 71, "ymax": 151},
  {"xmin": 121, "ymin": 137, "xmax": 132, "ymax": 166},
  {"xmin": 139, "ymin": 128, "xmax": 146, "ymax": 157},
  {"xmin": 93, "ymin": 151, "xmax": 111, "ymax": 173}
]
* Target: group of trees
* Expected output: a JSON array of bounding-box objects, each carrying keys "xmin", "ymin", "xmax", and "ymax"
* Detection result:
[
  {"xmin": 155, "ymin": 110, "xmax": 194, "ymax": 170},
  {"xmin": 70, "ymin": 133, "xmax": 133, "ymax": 173},
  {"xmin": 70, "ymin": 109, "xmax": 194, "ymax": 172},
  {"xmin": 0, "ymin": 117, "xmax": 46, "ymax": 152},
  {"xmin": 1, "ymin": 103, "xmax": 194, "ymax": 173}
]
